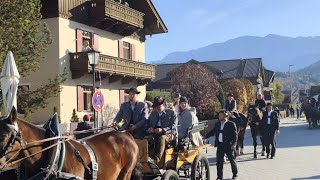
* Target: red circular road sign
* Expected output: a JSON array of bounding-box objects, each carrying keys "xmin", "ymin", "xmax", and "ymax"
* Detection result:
[{"xmin": 92, "ymin": 91, "xmax": 104, "ymax": 111}]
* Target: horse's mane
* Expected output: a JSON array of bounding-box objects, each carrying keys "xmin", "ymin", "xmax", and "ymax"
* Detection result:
[{"xmin": 17, "ymin": 118, "xmax": 45, "ymax": 135}]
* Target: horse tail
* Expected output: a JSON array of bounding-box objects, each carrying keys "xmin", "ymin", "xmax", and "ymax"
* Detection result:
[{"xmin": 130, "ymin": 160, "xmax": 143, "ymax": 180}]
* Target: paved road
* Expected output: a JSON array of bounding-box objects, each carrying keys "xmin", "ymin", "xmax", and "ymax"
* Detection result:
[{"xmin": 206, "ymin": 117, "xmax": 320, "ymax": 180}]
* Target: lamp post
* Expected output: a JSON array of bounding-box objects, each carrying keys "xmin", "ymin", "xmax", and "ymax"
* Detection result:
[
  {"xmin": 289, "ymin": 65, "xmax": 294, "ymax": 103},
  {"xmin": 87, "ymin": 50, "xmax": 100, "ymax": 128}
]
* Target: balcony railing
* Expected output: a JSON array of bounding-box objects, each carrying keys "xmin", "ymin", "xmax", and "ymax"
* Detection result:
[
  {"xmin": 105, "ymin": 0, "xmax": 144, "ymax": 29},
  {"xmin": 69, "ymin": 52, "xmax": 155, "ymax": 80}
]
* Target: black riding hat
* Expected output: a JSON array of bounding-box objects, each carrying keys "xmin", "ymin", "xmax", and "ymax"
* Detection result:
[
  {"xmin": 227, "ymin": 93, "xmax": 234, "ymax": 97},
  {"xmin": 152, "ymin": 96, "xmax": 165, "ymax": 107},
  {"xmin": 128, "ymin": 87, "xmax": 140, "ymax": 94}
]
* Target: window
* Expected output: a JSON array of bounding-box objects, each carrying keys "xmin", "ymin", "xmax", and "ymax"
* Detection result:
[
  {"xmin": 118, "ymin": 40, "xmax": 135, "ymax": 60},
  {"xmin": 77, "ymin": 85, "xmax": 100, "ymax": 112},
  {"xmin": 119, "ymin": 89, "xmax": 129, "ymax": 105},
  {"xmin": 123, "ymin": 42, "xmax": 132, "ymax": 60},
  {"xmin": 17, "ymin": 84, "xmax": 30, "ymax": 114},
  {"xmin": 83, "ymin": 86, "xmax": 92, "ymax": 111},
  {"xmin": 76, "ymin": 29, "xmax": 99, "ymax": 52}
]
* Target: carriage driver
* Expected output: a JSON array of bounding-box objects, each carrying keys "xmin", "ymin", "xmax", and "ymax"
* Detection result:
[
  {"xmin": 146, "ymin": 96, "xmax": 178, "ymax": 164},
  {"xmin": 113, "ymin": 87, "xmax": 148, "ymax": 139}
]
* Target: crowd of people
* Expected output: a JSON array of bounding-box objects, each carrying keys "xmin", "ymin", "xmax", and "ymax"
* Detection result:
[{"xmin": 74, "ymin": 88, "xmax": 284, "ymax": 180}]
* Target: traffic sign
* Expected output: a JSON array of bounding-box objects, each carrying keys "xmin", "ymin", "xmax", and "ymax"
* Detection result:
[{"xmin": 92, "ymin": 91, "xmax": 104, "ymax": 111}]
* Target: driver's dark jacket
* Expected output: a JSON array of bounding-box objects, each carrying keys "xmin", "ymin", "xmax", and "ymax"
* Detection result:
[
  {"xmin": 147, "ymin": 109, "xmax": 178, "ymax": 136},
  {"xmin": 74, "ymin": 122, "xmax": 94, "ymax": 139}
]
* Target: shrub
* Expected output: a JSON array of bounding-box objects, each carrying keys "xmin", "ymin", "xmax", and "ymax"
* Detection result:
[
  {"xmin": 70, "ymin": 109, "xmax": 79, "ymax": 122},
  {"xmin": 146, "ymin": 91, "xmax": 173, "ymax": 103}
]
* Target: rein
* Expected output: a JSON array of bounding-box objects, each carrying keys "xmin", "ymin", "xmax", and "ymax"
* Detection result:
[
  {"xmin": 72, "ymin": 125, "xmax": 117, "ymax": 135},
  {"xmin": 0, "ymin": 136, "xmax": 73, "ymax": 170}
]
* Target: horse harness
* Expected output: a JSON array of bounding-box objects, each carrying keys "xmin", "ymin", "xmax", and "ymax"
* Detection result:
[{"xmin": 0, "ymin": 114, "xmax": 99, "ymax": 180}]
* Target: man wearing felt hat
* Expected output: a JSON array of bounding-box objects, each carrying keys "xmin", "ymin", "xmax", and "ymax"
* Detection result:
[
  {"xmin": 213, "ymin": 110, "xmax": 238, "ymax": 180},
  {"xmin": 113, "ymin": 87, "xmax": 148, "ymax": 139},
  {"xmin": 146, "ymin": 96, "xmax": 178, "ymax": 164}
]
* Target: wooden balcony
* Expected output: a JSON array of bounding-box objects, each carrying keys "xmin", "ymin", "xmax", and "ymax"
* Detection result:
[
  {"xmin": 69, "ymin": 52, "xmax": 155, "ymax": 85},
  {"xmin": 89, "ymin": 0, "xmax": 144, "ymax": 36}
]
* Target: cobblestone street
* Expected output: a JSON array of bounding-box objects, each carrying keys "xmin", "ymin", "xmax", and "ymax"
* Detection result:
[{"xmin": 207, "ymin": 117, "xmax": 320, "ymax": 180}]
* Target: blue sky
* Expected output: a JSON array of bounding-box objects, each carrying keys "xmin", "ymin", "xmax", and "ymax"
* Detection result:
[{"xmin": 145, "ymin": 0, "xmax": 320, "ymax": 63}]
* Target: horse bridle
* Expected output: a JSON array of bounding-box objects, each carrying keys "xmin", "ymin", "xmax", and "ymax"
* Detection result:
[{"xmin": 0, "ymin": 126, "xmax": 22, "ymax": 158}]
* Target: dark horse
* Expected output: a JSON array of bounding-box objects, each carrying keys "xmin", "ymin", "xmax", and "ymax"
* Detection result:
[
  {"xmin": 205, "ymin": 111, "xmax": 248, "ymax": 156},
  {"xmin": 0, "ymin": 108, "xmax": 141, "ymax": 180},
  {"xmin": 302, "ymin": 103, "xmax": 319, "ymax": 129},
  {"xmin": 228, "ymin": 112, "xmax": 248, "ymax": 155},
  {"xmin": 247, "ymin": 105, "xmax": 266, "ymax": 159}
]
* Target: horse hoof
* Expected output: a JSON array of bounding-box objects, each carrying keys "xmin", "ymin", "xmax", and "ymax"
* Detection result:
[
  {"xmin": 261, "ymin": 152, "xmax": 265, "ymax": 156},
  {"xmin": 240, "ymin": 151, "xmax": 244, "ymax": 155}
]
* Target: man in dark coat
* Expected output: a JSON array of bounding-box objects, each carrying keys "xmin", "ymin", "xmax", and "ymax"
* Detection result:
[
  {"xmin": 213, "ymin": 110, "xmax": 238, "ymax": 180},
  {"xmin": 146, "ymin": 96, "xmax": 178, "ymax": 164},
  {"xmin": 113, "ymin": 87, "xmax": 148, "ymax": 139},
  {"xmin": 74, "ymin": 114, "xmax": 94, "ymax": 139},
  {"xmin": 262, "ymin": 102, "xmax": 280, "ymax": 159},
  {"xmin": 255, "ymin": 94, "xmax": 266, "ymax": 112}
]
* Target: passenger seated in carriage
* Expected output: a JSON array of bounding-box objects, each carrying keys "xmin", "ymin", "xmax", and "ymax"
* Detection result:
[
  {"xmin": 74, "ymin": 114, "xmax": 94, "ymax": 139},
  {"xmin": 146, "ymin": 96, "xmax": 178, "ymax": 164},
  {"xmin": 224, "ymin": 93, "xmax": 243, "ymax": 124},
  {"xmin": 178, "ymin": 96, "xmax": 203, "ymax": 147},
  {"xmin": 113, "ymin": 87, "xmax": 149, "ymax": 139}
]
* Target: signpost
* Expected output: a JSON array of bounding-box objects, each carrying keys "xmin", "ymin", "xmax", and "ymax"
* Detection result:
[{"xmin": 92, "ymin": 91, "xmax": 104, "ymax": 128}]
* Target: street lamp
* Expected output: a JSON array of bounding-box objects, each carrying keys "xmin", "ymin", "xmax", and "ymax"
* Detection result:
[
  {"xmin": 289, "ymin": 65, "xmax": 294, "ymax": 103},
  {"xmin": 87, "ymin": 50, "xmax": 100, "ymax": 128}
]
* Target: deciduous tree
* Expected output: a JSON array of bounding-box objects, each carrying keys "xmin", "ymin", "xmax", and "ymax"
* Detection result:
[
  {"xmin": 171, "ymin": 62, "xmax": 220, "ymax": 119},
  {"xmin": 0, "ymin": 0, "xmax": 67, "ymax": 113}
]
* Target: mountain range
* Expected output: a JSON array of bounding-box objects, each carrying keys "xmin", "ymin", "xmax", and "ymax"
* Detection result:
[{"xmin": 154, "ymin": 34, "xmax": 320, "ymax": 73}]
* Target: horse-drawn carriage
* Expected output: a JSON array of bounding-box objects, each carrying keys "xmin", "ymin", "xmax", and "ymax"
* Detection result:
[
  {"xmin": 135, "ymin": 121, "xmax": 211, "ymax": 180},
  {"xmin": 0, "ymin": 107, "xmax": 211, "ymax": 180}
]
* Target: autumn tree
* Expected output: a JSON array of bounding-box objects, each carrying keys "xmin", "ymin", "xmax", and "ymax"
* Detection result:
[
  {"xmin": 240, "ymin": 79, "xmax": 255, "ymax": 111},
  {"xmin": 171, "ymin": 61, "xmax": 220, "ymax": 119},
  {"xmin": 222, "ymin": 79, "xmax": 247, "ymax": 113},
  {"xmin": 273, "ymin": 82, "xmax": 285, "ymax": 104},
  {"xmin": 0, "ymin": 0, "xmax": 67, "ymax": 113}
]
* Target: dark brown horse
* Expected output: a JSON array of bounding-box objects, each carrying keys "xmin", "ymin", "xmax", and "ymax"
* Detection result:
[
  {"xmin": 247, "ymin": 105, "xmax": 265, "ymax": 159},
  {"xmin": 0, "ymin": 108, "xmax": 141, "ymax": 180},
  {"xmin": 228, "ymin": 112, "xmax": 248, "ymax": 155}
]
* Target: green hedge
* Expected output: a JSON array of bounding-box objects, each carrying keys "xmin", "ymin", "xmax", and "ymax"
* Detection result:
[{"xmin": 146, "ymin": 91, "xmax": 173, "ymax": 103}]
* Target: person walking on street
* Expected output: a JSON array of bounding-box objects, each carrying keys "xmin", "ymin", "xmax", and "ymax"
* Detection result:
[
  {"xmin": 262, "ymin": 102, "xmax": 280, "ymax": 159},
  {"xmin": 213, "ymin": 110, "xmax": 238, "ymax": 180},
  {"xmin": 289, "ymin": 106, "xmax": 294, "ymax": 118}
]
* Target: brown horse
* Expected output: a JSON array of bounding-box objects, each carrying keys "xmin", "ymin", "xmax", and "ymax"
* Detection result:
[
  {"xmin": 228, "ymin": 112, "xmax": 248, "ymax": 155},
  {"xmin": 0, "ymin": 108, "xmax": 141, "ymax": 180}
]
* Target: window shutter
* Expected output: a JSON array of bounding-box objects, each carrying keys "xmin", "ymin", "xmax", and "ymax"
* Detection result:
[
  {"xmin": 118, "ymin": 40, "xmax": 124, "ymax": 58},
  {"xmin": 119, "ymin": 90, "xmax": 125, "ymax": 105},
  {"xmin": 77, "ymin": 86, "xmax": 84, "ymax": 112},
  {"xmin": 76, "ymin": 29, "xmax": 83, "ymax": 52},
  {"xmin": 93, "ymin": 33, "xmax": 99, "ymax": 51},
  {"xmin": 131, "ymin": 44, "xmax": 136, "ymax": 61}
]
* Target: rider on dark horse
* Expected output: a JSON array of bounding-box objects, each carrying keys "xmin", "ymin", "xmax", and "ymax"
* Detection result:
[
  {"xmin": 225, "ymin": 93, "xmax": 243, "ymax": 125},
  {"xmin": 255, "ymin": 94, "xmax": 266, "ymax": 112}
]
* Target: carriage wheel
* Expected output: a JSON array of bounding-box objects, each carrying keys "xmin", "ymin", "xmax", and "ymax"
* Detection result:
[
  {"xmin": 191, "ymin": 153, "xmax": 210, "ymax": 180},
  {"xmin": 161, "ymin": 170, "xmax": 180, "ymax": 180}
]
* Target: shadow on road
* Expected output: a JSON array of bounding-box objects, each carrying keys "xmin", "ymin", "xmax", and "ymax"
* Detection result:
[{"xmin": 291, "ymin": 175, "xmax": 320, "ymax": 180}]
